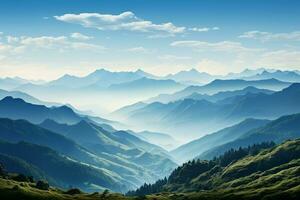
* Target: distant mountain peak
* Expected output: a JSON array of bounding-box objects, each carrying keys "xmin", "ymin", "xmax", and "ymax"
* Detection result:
[
  {"xmin": 61, "ymin": 74, "xmax": 77, "ymax": 79},
  {"xmin": 261, "ymin": 70, "xmax": 269, "ymax": 75},
  {"xmin": 243, "ymin": 86, "xmax": 257, "ymax": 90},
  {"xmin": 135, "ymin": 69, "xmax": 145, "ymax": 73},
  {"xmin": 76, "ymin": 119, "xmax": 91, "ymax": 127},
  {"xmin": 41, "ymin": 118, "xmax": 57, "ymax": 124},
  {"xmin": 185, "ymin": 68, "xmax": 199, "ymax": 73},
  {"xmin": 88, "ymin": 68, "xmax": 111, "ymax": 76},
  {"xmin": 1, "ymin": 96, "xmax": 26, "ymax": 104}
]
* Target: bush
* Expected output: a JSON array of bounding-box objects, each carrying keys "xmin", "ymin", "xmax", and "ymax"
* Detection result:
[
  {"xmin": 13, "ymin": 174, "xmax": 29, "ymax": 182},
  {"xmin": 11, "ymin": 174, "xmax": 34, "ymax": 183},
  {"xmin": 64, "ymin": 188, "xmax": 82, "ymax": 195},
  {"xmin": 36, "ymin": 180, "xmax": 49, "ymax": 190},
  {"xmin": 101, "ymin": 189, "xmax": 109, "ymax": 198},
  {"xmin": 12, "ymin": 185, "xmax": 20, "ymax": 190},
  {"xmin": 0, "ymin": 164, "xmax": 5, "ymax": 177}
]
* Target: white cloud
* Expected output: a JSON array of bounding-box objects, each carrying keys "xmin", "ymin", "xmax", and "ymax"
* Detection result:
[
  {"xmin": 126, "ymin": 46, "xmax": 149, "ymax": 53},
  {"xmin": 239, "ymin": 30, "xmax": 300, "ymax": 42},
  {"xmin": 0, "ymin": 43, "xmax": 11, "ymax": 53},
  {"xmin": 189, "ymin": 26, "xmax": 220, "ymax": 32},
  {"xmin": 70, "ymin": 32, "xmax": 93, "ymax": 40},
  {"xmin": 170, "ymin": 40, "xmax": 261, "ymax": 53},
  {"xmin": 0, "ymin": 42, "xmax": 25, "ymax": 55},
  {"xmin": 20, "ymin": 36, "xmax": 68, "ymax": 47},
  {"xmin": 55, "ymin": 12, "xmax": 186, "ymax": 36},
  {"xmin": 159, "ymin": 54, "xmax": 191, "ymax": 60},
  {"xmin": 7, "ymin": 36, "xmax": 19, "ymax": 43},
  {"xmin": 21, "ymin": 36, "xmax": 104, "ymax": 51},
  {"xmin": 0, "ymin": 35, "xmax": 105, "ymax": 56},
  {"xmin": 70, "ymin": 42, "xmax": 105, "ymax": 50},
  {"xmin": 189, "ymin": 27, "xmax": 209, "ymax": 32},
  {"xmin": 256, "ymin": 50, "xmax": 300, "ymax": 68}
]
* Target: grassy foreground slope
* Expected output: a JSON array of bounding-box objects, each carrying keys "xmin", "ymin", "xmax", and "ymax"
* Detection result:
[
  {"xmin": 128, "ymin": 139, "xmax": 300, "ymax": 199},
  {"xmin": 0, "ymin": 178, "xmax": 129, "ymax": 200},
  {"xmin": 1, "ymin": 140, "xmax": 299, "ymax": 200}
]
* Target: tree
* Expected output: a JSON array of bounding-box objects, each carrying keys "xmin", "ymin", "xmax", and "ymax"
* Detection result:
[
  {"xmin": 36, "ymin": 180, "xmax": 49, "ymax": 190},
  {"xmin": 101, "ymin": 189, "xmax": 109, "ymax": 198},
  {"xmin": 0, "ymin": 164, "xmax": 5, "ymax": 177}
]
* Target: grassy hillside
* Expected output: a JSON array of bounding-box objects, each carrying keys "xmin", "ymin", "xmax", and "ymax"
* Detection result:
[
  {"xmin": 127, "ymin": 139, "xmax": 300, "ymax": 199},
  {"xmin": 0, "ymin": 177, "xmax": 130, "ymax": 200}
]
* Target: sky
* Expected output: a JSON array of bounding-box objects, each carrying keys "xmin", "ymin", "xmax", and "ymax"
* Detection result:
[{"xmin": 0, "ymin": 0, "xmax": 300, "ymax": 80}]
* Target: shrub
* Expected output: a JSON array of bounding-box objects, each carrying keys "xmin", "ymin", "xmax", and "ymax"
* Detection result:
[
  {"xmin": 12, "ymin": 185, "xmax": 20, "ymax": 190},
  {"xmin": 0, "ymin": 163, "xmax": 5, "ymax": 177},
  {"xmin": 13, "ymin": 174, "xmax": 29, "ymax": 182},
  {"xmin": 36, "ymin": 180, "xmax": 49, "ymax": 190},
  {"xmin": 64, "ymin": 188, "xmax": 82, "ymax": 195},
  {"xmin": 101, "ymin": 189, "xmax": 109, "ymax": 198}
]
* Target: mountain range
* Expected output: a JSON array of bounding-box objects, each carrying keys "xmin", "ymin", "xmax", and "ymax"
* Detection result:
[
  {"xmin": 117, "ymin": 83, "xmax": 300, "ymax": 141},
  {"xmin": 163, "ymin": 69, "xmax": 215, "ymax": 85},
  {"xmin": 171, "ymin": 118, "xmax": 270, "ymax": 163},
  {"xmin": 0, "ymin": 97, "xmax": 177, "ymax": 192},
  {"xmin": 1, "ymin": 67, "xmax": 300, "ymax": 198},
  {"xmin": 198, "ymin": 112, "xmax": 300, "ymax": 160},
  {"xmin": 146, "ymin": 78, "xmax": 290, "ymax": 104},
  {"xmin": 242, "ymin": 70, "xmax": 300, "ymax": 82},
  {"xmin": 0, "ymin": 88, "xmax": 60, "ymax": 107},
  {"xmin": 48, "ymin": 69, "xmax": 156, "ymax": 88},
  {"xmin": 0, "ymin": 96, "xmax": 82, "ymax": 124},
  {"xmin": 3, "ymin": 68, "xmax": 299, "ymax": 115}
]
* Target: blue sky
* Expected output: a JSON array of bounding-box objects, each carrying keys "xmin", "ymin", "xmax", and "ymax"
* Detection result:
[{"xmin": 0, "ymin": 0, "xmax": 300, "ymax": 80}]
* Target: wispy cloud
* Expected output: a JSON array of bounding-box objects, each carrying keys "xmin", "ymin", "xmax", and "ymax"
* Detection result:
[
  {"xmin": 0, "ymin": 34, "xmax": 105, "ymax": 57},
  {"xmin": 20, "ymin": 36, "xmax": 68, "ymax": 47},
  {"xmin": 239, "ymin": 30, "xmax": 300, "ymax": 42},
  {"xmin": 189, "ymin": 26, "xmax": 219, "ymax": 32},
  {"xmin": 70, "ymin": 32, "xmax": 93, "ymax": 40},
  {"xmin": 159, "ymin": 54, "xmax": 191, "ymax": 60},
  {"xmin": 55, "ymin": 12, "xmax": 186, "ymax": 36},
  {"xmin": 256, "ymin": 50, "xmax": 300, "ymax": 68},
  {"xmin": 126, "ymin": 46, "xmax": 150, "ymax": 53},
  {"xmin": 6, "ymin": 36, "xmax": 19, "ymax": 43},
  {"xmin": 170, "ymin": 40, "xmax": 261, "ymax": 53}
]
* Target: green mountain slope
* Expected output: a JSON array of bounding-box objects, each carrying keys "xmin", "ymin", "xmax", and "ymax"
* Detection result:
[
  {"xmin": 0, "ymin": 118, "xmax": 176, "ymax": 192},
  {"xmin": 0, "ymin": 153, "xmax": 46, "ymax": 181},
  {"xmin": 199, "ymin": 113, "xmax": 300, "ymax": 160},
  {"xmin": 0, "ymin": 141, "xmax": 128, "ymax": 192},
  {"xmin": 0, "ymin": 96, "xmax": 81, "ymax": 124},
  {"xmin": 171, "ymin": 118, "xmax": 270, "ymax": 163},
  {"xmin": 39, "ymin": 119, "xmax": 176, "ymax": 179},
  {"xmin": 127, "ymin": 139, "xmax": 300, "ymax": 199}
]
